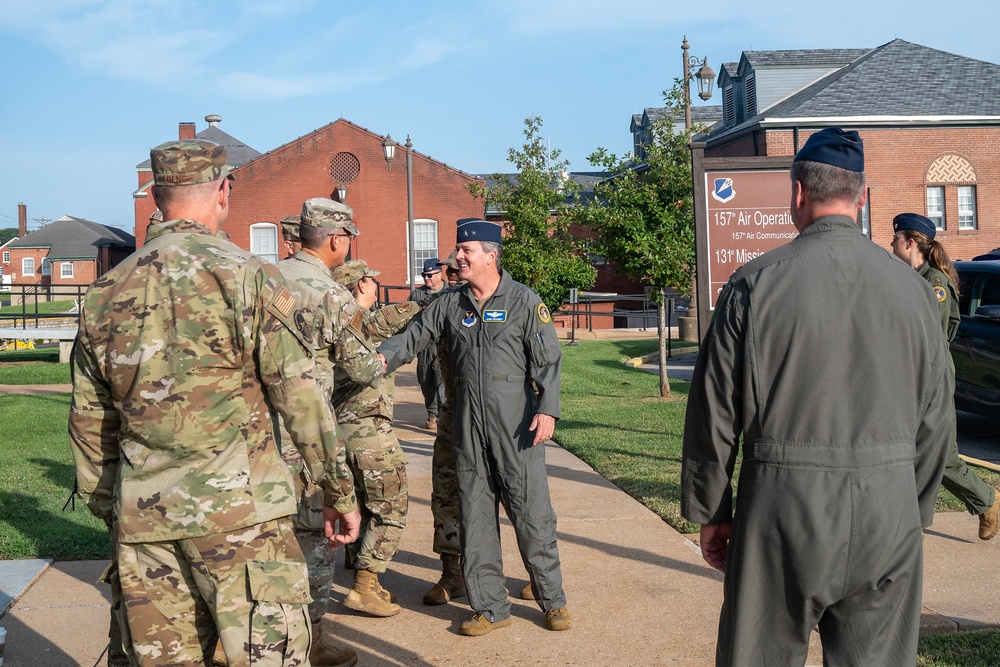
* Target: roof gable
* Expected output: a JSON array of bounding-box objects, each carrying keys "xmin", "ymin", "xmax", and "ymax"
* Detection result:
[
  {"xmin": 136, "ymin": 124, "xmax": 262, "ymax": 169},
  {"xmin": 8, "ymin": 216, "xmax": 135, "ymax": 259}
]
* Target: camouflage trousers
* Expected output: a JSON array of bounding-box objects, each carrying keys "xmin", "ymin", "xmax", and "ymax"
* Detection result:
[
  {"xmin": 103, "ymin": 524, "xmax": 132, "ymax": 667},
  {"xmin": 431, "ymin": 416, "xmax": 462, "ymax": 557},
  {"xmin": 117, "ymin": 518, "xmax": 311, "ymax": 667},
  {"xmin": 284, "ymin": 445, "xmax": 337, "ymax": 623},
  {"xmin": 340, "ymin": 417, "xmax": 409, "ymax": 573}
]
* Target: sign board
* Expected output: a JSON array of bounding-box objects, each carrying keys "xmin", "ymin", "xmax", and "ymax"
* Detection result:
[{"xmin": 704, "ymin": 170, "xmax": 797, "ymax": 308}]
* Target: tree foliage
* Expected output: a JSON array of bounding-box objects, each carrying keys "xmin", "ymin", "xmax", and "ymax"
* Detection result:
[
  {"xmin": 0, "ymin": 228, "xmax": 17, "ymax": 245},
  {"xmin": 577, "ymin": 80, "xmax": 699, "ymax": 299},
  {"xmin": 467, "ymin": 116, "xmax": 595, "ymax": 311}
]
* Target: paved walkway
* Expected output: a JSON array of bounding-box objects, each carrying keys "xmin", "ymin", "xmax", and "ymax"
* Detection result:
[{"xmin": 1, "ymin": 355, "xmax": 998, "ymax": 666}]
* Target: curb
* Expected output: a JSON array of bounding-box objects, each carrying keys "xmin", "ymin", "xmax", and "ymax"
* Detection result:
[{"xmin": 961, "ymin": 454, "xmax": 1000, "ymax": 473}]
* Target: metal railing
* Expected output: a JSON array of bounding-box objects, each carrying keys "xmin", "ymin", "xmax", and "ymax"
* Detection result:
[{"xmin": 0, "ymin": 284, "xmax": 86, "ymax": 330}]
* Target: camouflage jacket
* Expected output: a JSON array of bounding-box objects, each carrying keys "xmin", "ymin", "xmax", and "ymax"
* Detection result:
[
  {"xmin": 69, "ymin": 219, "xmax": 347, "ymax": 543},
  {"xmin": 277, "ymin": 251, "xmax": 384, "ymax": 399},
  {"xmin": 332, "ymin": 302, "xmax": 420, "ymax": 423}
]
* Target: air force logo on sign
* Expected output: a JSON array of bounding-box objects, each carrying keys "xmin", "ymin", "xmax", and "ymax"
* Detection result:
[
  {"xmin": 483, "ymin": 310, "xmax": 507, "ymax": 323},
  {"xmin": 712, "ymin": 177, "xmax": 735, "ymax": 204}
]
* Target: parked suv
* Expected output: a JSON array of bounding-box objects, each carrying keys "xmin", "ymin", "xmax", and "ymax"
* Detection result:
[{"xmin": 952, "ymin": 260, "xmax": 1000, "ymax": 419}]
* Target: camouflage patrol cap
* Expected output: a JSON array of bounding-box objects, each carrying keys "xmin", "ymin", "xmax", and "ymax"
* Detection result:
[
  {"xmin": 436, "ymin": 249, "xmax": 459, "ymax": 270},
  {"xmin": 280, "ymin": 215, "xmax": 301, "ymax": 241},
  {"xmin": 331, "ymin": 259, "xmax": 381, "ymax": 289},
  {"xmin": 301, "ymin": 198, "xmax": 360, "ymax": 235},
  {"xmin": 150, "ymin": 139, "xmax": 233, "ymax": 187}
]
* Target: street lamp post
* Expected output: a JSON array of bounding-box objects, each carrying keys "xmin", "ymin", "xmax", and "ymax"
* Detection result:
[
  {"xmin": 680, "ymin": 37, "xmax": 715, "ymax": 342},
  {"xmin": 382, "ymin": 133, "xmax": 417, "ymax": 288}
]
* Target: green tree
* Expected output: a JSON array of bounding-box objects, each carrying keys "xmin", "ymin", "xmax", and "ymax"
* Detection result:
[
  {"xmin": 468, "ymin": 116, "xmax": 595, "ymax": 311},
  {"xmin": 0, "ymin": 228, "xmax": 17, "ymax": 245},
  {"xmin": 576, "ymin": 80, "xmax": 700, "ymax": 397}
]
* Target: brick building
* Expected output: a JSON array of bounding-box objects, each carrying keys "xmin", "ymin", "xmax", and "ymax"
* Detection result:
[
  {"xmin": 701, "ymin": 39, "xmax": 1000, "ymax": 259},
  {"xmin": 3, "ymin": 208, "xmax": 134, "ymax": 288},
  {"xmin": 135, "ymin": 116, "xmax": 483, "ymax": 289}
]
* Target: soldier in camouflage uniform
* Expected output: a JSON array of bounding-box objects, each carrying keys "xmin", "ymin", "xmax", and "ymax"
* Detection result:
[
  {"xmin": 69, "ymin": 140, "xmax": 362, "ymax": 667},
  {"xmin": 273, "ymin": 199, "xmax": 386, "ymax": 667},
  {"xmin": 410, "ymin": 258, "xmax": 446, "ymax": 430},
  {"xmin": 281, "ymin": 214, "xmax": 302, "ymax": 259},
  {"xmin": 331, "ymin": 259, "xmax": 420, "ymax": 617},
  {"xmin": 423, "ymin": 251, "xmax": 465, "ymax": 605}
]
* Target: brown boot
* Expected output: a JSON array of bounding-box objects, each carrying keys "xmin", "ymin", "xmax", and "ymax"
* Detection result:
[
  {"xmin": 372, "ymin": 571, "xmax": 397, "ymax": 603},
  {"xmin": 310, "ymin": 621, "xmax": 358, "ymax": 667},
  {"xmin": 426, "ymin": 416, "xmax": 438, "ymax": 430},
  {"xmin": 211, "ymin": 639, "xmax": 228, "ymax": 667},
  {"xmin": 518, "ymin": 582, "xmax": 535, "ymax": 600},
  {"xmin": 423, "ymin": 553, "xmax": 466, "ymax": 605},
  {"xmin": 980, "ymin": 488, "xmax": 1000, "ymax": 540},
  {"xmin": 544, "ymin": 606, "xmax": 572, "ymax": 631},
  {"xmin": 344, "ymin": 569, "xmax": 401, "ymax": 617}
]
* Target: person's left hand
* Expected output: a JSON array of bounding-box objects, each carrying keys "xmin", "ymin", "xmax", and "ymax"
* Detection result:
[
  {"xmin": 699, "ymin": 522, "xmax": 731, "ymax": 573},
  {"xmin": 324, "ymin": 507, "xmax": 361, "ymax": 546},
  {"xmin": 530, "ymin": 413, "xmax": 556, "ymax": 446}
]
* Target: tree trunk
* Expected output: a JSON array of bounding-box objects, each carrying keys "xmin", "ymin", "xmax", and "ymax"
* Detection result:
[{"xmin": 658, "ymin": 289, "xmax": 670, "ymax": 398}]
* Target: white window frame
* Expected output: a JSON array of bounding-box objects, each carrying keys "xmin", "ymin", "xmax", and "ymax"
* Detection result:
[
  {"xmin": 250, "ymin": 223, "xmax": 279, "ymax": 263},
  {"xmin": 22, "ymin": 257, "xmax": 35, "ymax": 276},
  {"xmin": 408, "ymin": 218, "xmax": 438, "ymax": 286},
  {"xmin": 60, "ymin": 262, "xmax": 74, "ymax": 279},
  {"xmin": 2, "ymin": 251, "xmax": 9, "ymax": 263},
  {"xmin": 958, "ymin": 185, "xmax": 977, "ymax": 230},
  {"xmin": 926, "ymin": 186, "xmax": 945, "ymax": 230}
]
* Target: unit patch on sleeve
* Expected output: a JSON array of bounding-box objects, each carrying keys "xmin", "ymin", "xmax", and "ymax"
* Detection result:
[
  {"xmin": 536, "ymin": 303, "xmax": 552, "ymax": 324},
  {"xmin": 933, "ymin": 286, "xmax": 947, "ymax": 303},
  {"xmin": 483, "ymin": 310, "xmax": 507, "ymax": 323}
]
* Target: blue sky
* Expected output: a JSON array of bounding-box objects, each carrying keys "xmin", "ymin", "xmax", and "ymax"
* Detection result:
[{"xmin": 1, "ymin": 0, "xmax": 997, "ymax": 231}]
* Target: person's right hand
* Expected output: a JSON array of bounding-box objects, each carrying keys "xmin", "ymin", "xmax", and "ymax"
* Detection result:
[
  {"xmin": 324, "ymin": 507, "xmax": 361, "ymax": 546},
  {"xmin": 699, "ymin": 522, "xmax": 731, "ymax": 573}
]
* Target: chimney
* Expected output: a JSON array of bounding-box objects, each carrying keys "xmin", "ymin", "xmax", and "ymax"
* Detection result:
[
  {"xmin": 179, "ymin": 122, "xmax": 196, "ymax": 139},
  {"xmin": 205, "ymin": 114, "xmax": 222, "ymax": 127},
  {"xmin": 17, "ymin": 202, "xmax": 27, "ymax": 238}
]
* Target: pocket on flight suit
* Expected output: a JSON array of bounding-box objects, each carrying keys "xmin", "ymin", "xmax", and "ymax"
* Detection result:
[
  {"xmin": 527, "ymin": 331, "xmax": 557, "ymax": 367},
  {"xmin": 246, "ymin": 560, "xmax": 312, "ymax": 666}
]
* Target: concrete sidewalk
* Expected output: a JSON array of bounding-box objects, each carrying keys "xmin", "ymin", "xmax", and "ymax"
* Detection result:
[{"xmin": 1, "ymin": 360, "xmax": 998, "ymax": 666}]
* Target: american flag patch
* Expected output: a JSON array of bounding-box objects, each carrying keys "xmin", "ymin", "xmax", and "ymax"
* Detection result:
[{"xmin": 273, "ymin": 287, "xmax": 295, "ymax": 316}]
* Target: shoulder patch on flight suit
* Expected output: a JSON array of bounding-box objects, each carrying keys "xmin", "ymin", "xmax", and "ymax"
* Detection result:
[
  {"xmin": 933, "ymin": 286, "xmax": 947, "ymax": 302},
  {"xmin": 273, "ymin": 286, "xmax": 296, "ymax": 317},
  {"xmin": 536, "ymin": 303, "xmax": 551, "ymax": 324}
]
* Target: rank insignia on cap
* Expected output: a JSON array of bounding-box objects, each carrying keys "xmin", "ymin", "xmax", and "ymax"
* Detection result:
[
  {"xmin": 273, "ymin": 286, "xmax": 295, "ymax": 317},
  {"xmin": 462, "ymin": 311, "xmax": 477, "ymax": 328},
  {"xmin": 536, "ymin": 303, "xmax": 551, "ymax": 324},
  {"xmin": 933, "ymin": 286, "xmax": 947, "ymax": 303},
  {"xmin": 483, "ymin": 310, "xmax": 507, "ymax": 323}
]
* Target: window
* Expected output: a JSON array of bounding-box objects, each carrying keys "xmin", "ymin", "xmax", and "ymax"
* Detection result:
[
  {"xmin": 958, "ymin": 186, "xmax": 977, "ymax": 230},
  {"xmin": 410, "ymin": 219, "xmax": 438, "ymax": 285},
  {"xmin": 22, "ymin": 257, "xmax": 35, "ymax": 276},
  {"xmin": 41, "ymin": 258, "xmax": 51, "ymax": 276},
  {"xmin": 2, "ymin": 251, "xmax": 8, "ymax": 263},
  {"xmin": 60, "ymin": 262, "xmax": 74, "ymax": 279},
  {"xmin": 926, "ymin": 186, "xmax": 945, "ymax": 230},
  {"xmin": 250, "ymin": 223, "xmax": 279, "ymax": 263}
]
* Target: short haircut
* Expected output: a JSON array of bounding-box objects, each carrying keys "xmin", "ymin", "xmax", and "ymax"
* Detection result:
[
  {"xmin": 299, "ymin": 223, "xmax": 334, "ymax": 249},
  {"xmin": 480, "ymin": 241, "xmax": 503, "ymax": 267},
  {"xmin": 151, "ymin": 179, "xmax": 219, "ymax": 209},
  {"xmin": 790, "ymin": 160, "xmax": 866, "ymax": 207}
]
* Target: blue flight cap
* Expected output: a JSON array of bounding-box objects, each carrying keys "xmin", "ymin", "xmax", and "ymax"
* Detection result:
[
  {"xmin": 793, "ymin": 127, "xmax": 864, "ymax": 172},
  {"xmin": 893, "ymin": 213, "xmax": 936, "ymax": 239},
  {"xmin": 422, "ymin": 258, "xmax": 441, "ymax": 274},
  {"xmin": 456, "ymin": 218, "xmax": 503, "ymax": 244}
]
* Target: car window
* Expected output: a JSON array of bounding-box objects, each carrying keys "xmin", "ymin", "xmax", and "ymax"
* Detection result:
[
  {"xmin": 980, "ymin": 276, "xmax": 1000, "ymax": 309},
  {"xmin": 958, "ymin": 271, "xmax": 976, "ymax": 316}
]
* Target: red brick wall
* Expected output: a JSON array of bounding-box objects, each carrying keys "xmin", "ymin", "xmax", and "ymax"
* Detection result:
[
  {"xmin": 49, "ymin": 259, "xmax": 97, "ymax": 286},
  {"xmin": 136, "ymin": 120, "xmax": 484, "ymax": 288},
  {"xmin": 706, "ymin": 126, "xmax": 1000, "ymax": 261},
  {"xmin": 6, "ymin": 248, "xmax": 49, "ymax": 285}
]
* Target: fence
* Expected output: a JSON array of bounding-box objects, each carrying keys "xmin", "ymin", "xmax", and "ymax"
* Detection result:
[{"xmin": 0, "ymin": 284, "xmax": 86, "ymax": 331}]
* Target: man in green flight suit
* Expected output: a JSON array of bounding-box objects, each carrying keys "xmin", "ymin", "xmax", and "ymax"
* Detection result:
[
  {"xmin": 69, "ymin": 139, "xmax": 361, "ymax": 667},
  {"xmin": 378, "ymin": 219, "xmax": 571, "ymax": 637},
  {"xmin": 682, "ymin": 128, "xmax": 953, "ymax": 666}
]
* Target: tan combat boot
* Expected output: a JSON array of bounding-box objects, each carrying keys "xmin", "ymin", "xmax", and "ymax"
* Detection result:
[
  {"xmin": 211, "ymin": 639, "xmax": 228, "ymax": 666},
  {"xmin": 980, "ymin": 488, "xmax": 1000, "ymax": 540},
  {"xmin": 344, "ymin": 569, "xmax": 401, "ymax": 617},
  {"xmin": 423, "ymin": 553, "xmax": 466, "ymax": 605},
  {"xmin": 310, "ymin": 621, "xmax": 358, "ymax": 667},
  {"xmin": 372, "ymin": 571, "xmax": 397, "ymax": 603},
  {"xmin": 426, "ymin": 416, "xmax": 438, "ymax": 430},
  {"xmin": 518, "ymin": 582, "xmax": 535, "ymax": 600}
]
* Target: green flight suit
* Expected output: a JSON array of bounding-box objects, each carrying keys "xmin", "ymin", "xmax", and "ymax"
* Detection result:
[
  {"xmin": 410, "ymin": 285, "xmax": 446, "ymax": 419},
  {"xmin": 380, "ymin": 269, "xmax": 566, "ymax": 622},
  {"xmin": 918, "ymin": 262, "xmax": 995, "ymax": 515},
  {"xmin": 682, "ymin": 216, "xmax": 953, "ymax": 666}
]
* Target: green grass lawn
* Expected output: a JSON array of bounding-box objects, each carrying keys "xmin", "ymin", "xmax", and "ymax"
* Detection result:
[
  {"xmin": 0, "ymin": 347, "xmax": 71, "ymax": 384},
  {"xmin": 0, "ymin": 298, "xmax": 79, "ymax": 316},
  {"xmin": 917, "ymin": 630, "xmax": 1000, "ymax": 666},
  {"xmin": 0, "ymin": 394, "xmax": 109, "ymax": 560}
]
